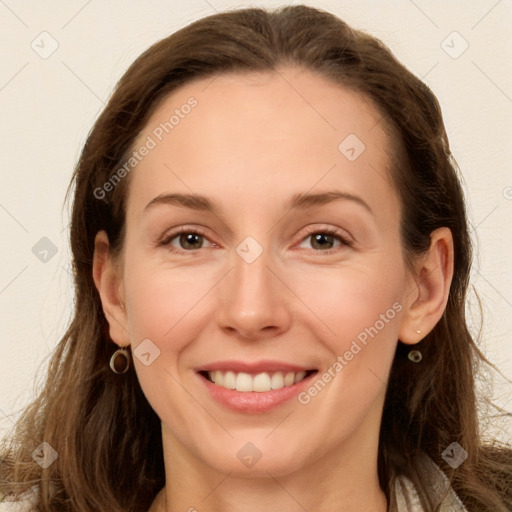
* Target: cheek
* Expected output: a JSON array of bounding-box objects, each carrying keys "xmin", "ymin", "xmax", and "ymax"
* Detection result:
[
  {"xmin": 123, "ymin": 247, "xmax": 406, "ymax": 355},
  {"xmin": 121, "ymin": 256, "xmax": 219, "ymax": 429},
  {"xmin": 291, "ymin": 261, "xmax": 404, "ymax": 345},
  {"xmin": 124, "ymin": 265, "xmax": 212, "ymax": 342},
  {"xmin": 290, "ymin": 267, "xmax": 404, "ymax": 436}
]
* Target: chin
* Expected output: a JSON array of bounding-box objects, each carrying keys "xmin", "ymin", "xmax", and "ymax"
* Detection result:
[{"xmin": 196, "ymin": 436, "xmax": 314, "ymax": 478}]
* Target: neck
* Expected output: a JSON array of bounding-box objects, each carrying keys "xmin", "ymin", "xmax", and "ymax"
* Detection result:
[{"xmin": 150, "ymin": 424, "xmax": 388, "ymax": 512}]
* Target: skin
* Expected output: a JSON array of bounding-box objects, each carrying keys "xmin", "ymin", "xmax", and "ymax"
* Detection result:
[{"xmin": 93, "ymin": 67, "xmax": 454, "ymax": 511}]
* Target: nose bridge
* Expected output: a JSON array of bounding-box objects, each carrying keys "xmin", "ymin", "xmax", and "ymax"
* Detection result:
[
  {"xmin": 216, "ymin": 237, "xmax": 290, "ymax": 338},
  {"xmin": 233, "ymin": 242, "xmax": 272, "ymax": 298}
]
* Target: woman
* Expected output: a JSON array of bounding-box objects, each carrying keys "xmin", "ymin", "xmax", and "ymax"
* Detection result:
[{"xmin": 1, "ymin": 5, "xmax": 511, "ymax": 511}]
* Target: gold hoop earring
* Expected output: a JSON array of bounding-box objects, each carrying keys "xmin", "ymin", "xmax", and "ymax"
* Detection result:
[{"xmin": 109, "ymin": 348, "xmax": 130, "ymax": 374}]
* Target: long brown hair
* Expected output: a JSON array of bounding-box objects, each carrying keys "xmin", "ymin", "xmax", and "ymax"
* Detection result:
[{"xmin": 1, "ymin": 5, "xmax": 511, "ymax": 511}]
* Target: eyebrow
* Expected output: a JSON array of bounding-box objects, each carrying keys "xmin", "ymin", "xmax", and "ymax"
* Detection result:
[{"xmin": 144, "ymin": 190, "xmax": 373, "ymax": 215}]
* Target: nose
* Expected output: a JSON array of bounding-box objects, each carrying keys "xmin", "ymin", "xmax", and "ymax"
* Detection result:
[{"xmin": 216, "ymin": 243, "xmax": 292, "ymax": 341}]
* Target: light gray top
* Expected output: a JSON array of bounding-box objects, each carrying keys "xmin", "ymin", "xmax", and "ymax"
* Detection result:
[{"xmin": 395, "ymin": 453, "xmax": 468, "ymax": 511}]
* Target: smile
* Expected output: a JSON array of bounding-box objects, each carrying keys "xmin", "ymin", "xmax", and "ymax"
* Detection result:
[
  {"xmin": 203, "ymin": 369, "xmax": 314, "ymax": 392},
  {"xmin": 196, "ymin": 361, "xmax": 318, "ymax": 413}
]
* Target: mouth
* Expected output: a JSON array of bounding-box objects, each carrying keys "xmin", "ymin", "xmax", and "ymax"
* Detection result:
[
  {"xmin": 195, "ymin": 362, "xmax": 318, "ymax": 413},
  {"xmin": 198, "ymin": 369, "xmax": 317, "ymax": 392}
]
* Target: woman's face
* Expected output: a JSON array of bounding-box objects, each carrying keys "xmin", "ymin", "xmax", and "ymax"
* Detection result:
[{"xmin": 110, "ymin": 67, "xmax": 419, "ymax": 477}]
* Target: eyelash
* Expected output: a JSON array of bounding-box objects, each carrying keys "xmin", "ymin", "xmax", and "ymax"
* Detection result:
[{"xmin": 158, "ymin": 225, "xmax": 353, "ymax": 255}]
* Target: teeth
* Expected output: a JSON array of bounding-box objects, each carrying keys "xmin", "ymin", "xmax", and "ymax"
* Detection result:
[
  {"xmin": 253, "ymin": 373, "xmax": 271, "ymax": 392},
  {"xmin": 294, "ymin": 371, "xmax": 306, "ymax": 383},
  {"xmin": 284, "ymin": 372, "xmax": 295, "ymax": 386},
  {"xmin": 223, "ymin": 371, "xmax": 236, "ymax": 389},
  {"xmin": 206, "ymin": 370, "xmax": 309, "ymax": 392},
  {"xmin": 235, "ymin": 372, "xmax": 253, "ymax": 392},
  {"xmin": 270, "ymin": 372, "xmax": 284, "ymax": 389}
]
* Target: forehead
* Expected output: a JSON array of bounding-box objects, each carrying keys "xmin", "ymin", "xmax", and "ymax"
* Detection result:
[{"xmin": 126, "ymin": 67, "xmax": 398, "ymax": 223}]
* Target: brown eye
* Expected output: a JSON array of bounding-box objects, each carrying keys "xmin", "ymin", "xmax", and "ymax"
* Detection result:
[
  {"xmin": 158, "ymin": 228, "xmax": 214, "ymax": 253},
  {"xmin": 177, "ymin": 232, "xmax": 205, "ymax": 250},
  {"xmin": 309, "ymin": 233, "xmax": 338, "ymax": 251},
  {"xmin": 297, "ymin": 228, "xmax": 352, "ymax": 253}
]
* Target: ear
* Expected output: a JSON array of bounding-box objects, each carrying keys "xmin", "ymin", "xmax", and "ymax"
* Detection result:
[
  {"xmin": 92, "ymin": 230, "xmax": 130, "ymax": 347},
  {"xmin": 398, "ymin": 227, "xmax": 454, "ymax": 345}
]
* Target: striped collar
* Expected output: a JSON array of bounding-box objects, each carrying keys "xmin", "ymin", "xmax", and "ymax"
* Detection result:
[{"xmin": 395, "ymin": 454, "xmax": 468, "ymax": 511}]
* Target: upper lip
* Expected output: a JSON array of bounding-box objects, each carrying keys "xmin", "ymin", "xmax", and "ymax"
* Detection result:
[{"xmin": 196, "ymin": 360, "xmax": 316, "ymax": 374}]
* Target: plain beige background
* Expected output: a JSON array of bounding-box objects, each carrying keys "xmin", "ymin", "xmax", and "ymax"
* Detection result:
[{"xmin": 1, "ymin": 0, "xmax": 511, "ymax": 440}]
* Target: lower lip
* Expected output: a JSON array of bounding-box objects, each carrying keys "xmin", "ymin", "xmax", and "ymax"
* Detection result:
[{"xmin": 198, "ymin": 372, "xmax": 316, "ymax": 413}]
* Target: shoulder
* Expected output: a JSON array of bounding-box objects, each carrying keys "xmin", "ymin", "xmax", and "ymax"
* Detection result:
[
  {"xmin": 395, "ymin": 453, "xmax": 467, "ymax": 511},
  {"xmin": 0, "ymin": 487, "xmax": 37, "ymax": 512},
  {"xmin": 0, "ymin": 500, "xmax": 33, "ymax": 512}
]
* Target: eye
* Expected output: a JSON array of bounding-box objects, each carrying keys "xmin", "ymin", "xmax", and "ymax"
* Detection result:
[
  {"xmin": 158, "ymin": 227, "xmax": 215, "ymax": 253},
  {"xmin": 158, "ymin": 226, "xmax": 353, "ymax": 255},
  {"xmin": 297, "ymin": 227, "xmax": 353, "ymax": 253}
]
